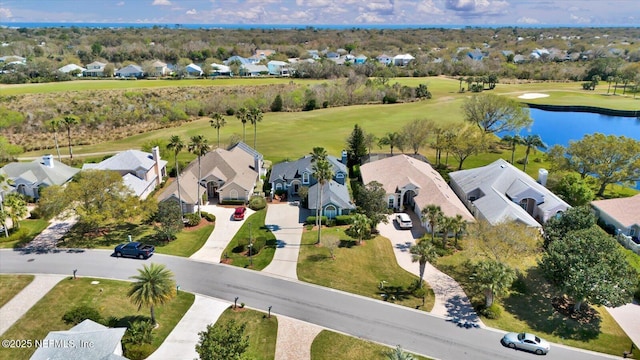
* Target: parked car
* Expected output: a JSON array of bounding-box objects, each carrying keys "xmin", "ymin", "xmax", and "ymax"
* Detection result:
[
  {"xmin": 395, "ymin": 213, "xmax": 413, "ymax": 229},
  {"xmin": 233, "ymin": 206, "xmax": 246, "ymax": 221},
  {"xmin": 501, "ymin": 332, "xmax": 550, "ymax": 355},
  {"xmin": 114, "ymin": 242, "xmax": 155, "ymax": 259}
]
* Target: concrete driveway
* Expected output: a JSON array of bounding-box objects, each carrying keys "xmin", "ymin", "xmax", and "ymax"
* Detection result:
[
  {"xmin": 377, "ymin": 211, "xmax": 482, "ymax": 326},
  {"xmin": 189, "ymin": 205, "xmax": 254, "ymax": 263},
  {"xmin": 261, "ymin": 203, "xmax": 304, "ymax": 280}
]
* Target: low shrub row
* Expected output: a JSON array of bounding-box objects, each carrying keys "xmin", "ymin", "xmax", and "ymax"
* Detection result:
[
  {"xmin": 220, "ymin": 199, "xmax": 246, "ymax": 206},
  {"xmin": 305, "ymin": 216, "xmax": 328, "ymax": 225},
  {"xmin": 200, "ymin": 211, "xmax": 216, "ymax": 222}
]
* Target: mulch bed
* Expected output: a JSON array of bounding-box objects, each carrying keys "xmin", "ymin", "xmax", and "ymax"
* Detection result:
[
  {"xmin": 551, "ymin": 296, "xmax": 599, "ymax": 324},
  {"xmin": 183, "ymin": 219, "xmax": 213, "ymax": 232}
]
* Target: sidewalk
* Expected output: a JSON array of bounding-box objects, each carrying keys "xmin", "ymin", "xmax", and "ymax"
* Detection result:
[
  {"xmin": 606, "ymin": 300, "xmax": 640, "ymax": 349},
  {"xmin": 261, "ymin": 204, "xmax": 304, "ymax": 280},
  {"xmin": 189, "ymin": 205, "xmax": 254, "ymax": 263},
  {"xmin": 0, "ymin": 274, "xmax": 66, "ymax": 336},
  {"xmin": 377, "ymin": 215, "xmax": 483, "ymax": 326}
]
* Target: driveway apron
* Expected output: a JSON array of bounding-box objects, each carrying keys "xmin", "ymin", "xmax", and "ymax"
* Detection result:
[
  {"xmin": 261, "ymin": 204, "xmax": 304, "ymax": 280},
  {"xmin": 189, "ymin": 205, "xmax": 254, "ymax": 263}
]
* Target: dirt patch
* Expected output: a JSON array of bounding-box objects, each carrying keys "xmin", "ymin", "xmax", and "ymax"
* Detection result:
[{"xmin": 551, "ymin": 296, "xmax": 599, "ymax": 324}]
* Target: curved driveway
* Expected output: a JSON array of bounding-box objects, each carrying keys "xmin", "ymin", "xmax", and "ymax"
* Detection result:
[{"xmin": 0, "ymin": 250, "xmax": 619, "ymax": 360}]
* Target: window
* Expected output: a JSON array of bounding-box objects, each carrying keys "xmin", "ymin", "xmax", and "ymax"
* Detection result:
[
  {"xmin": 230, "ymin": 189, "xmax": 238, "ymax": 200},
  {"xmin": 388, "ymin": 195, "xmax": 395, "ymax": 208},
  {"xmin": 336, "ymin": 172, "xmax": 344, "ymax": 179},
  {"xmin": 275, "ymin": 183, "xmax": 282, "ymax": 190},
  {"xmin": 302, "ymin": 172, "xmax": 309, "ymax": 184}
]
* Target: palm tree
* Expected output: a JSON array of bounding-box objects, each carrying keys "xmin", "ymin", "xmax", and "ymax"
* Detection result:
[
  {"xmin": 128, "ymin": 263, "xmax": 176, "ymax": 326},
  {"xmin": 449, "ymin": 214, "xmax": 467, "ymax": 249},
  {"xmin": 501, "ymin": 134, "xmax": 523, "ymax": 164},
  {"xmin": 48, "ymin": 118, "xmax": 62, "ymax": 161},
  {"xmin": 188, "ymin": 135, "xmax": 210, "ymax": 217},
  {"xmin": 209, "ymin": 113, "xmax": 226, "ymax": 148},
  {"xmin": 378, "ymin": 132, "xmax": 403, "ymax": 155},
  {"xmin": 421, "ymin": 204, "xmax": 443, "ymax": 243},
  {"xmin": 311, "ymin": 159, "xmax": 333, "ymax": 245},
  {"xmin": 310, "ymin": 147, "xmax": 328, "ymax": 229},
  {"xmin": 248, "ymin": 107, "xmax": 263, "ymax": 150},
  {"xmin": 410, "ymin": 239, "xmax": 438, "ymax": 288},
  {"xmin": 166, "ymin": 135, "xmax": 185, "ymax": 215},
  {"xmin": 386, "ymin": 345, "xmax": 415, "ymax": 360},
  {"xmin": 522, "ymin": 134, "xmax": 547, "ymax": 172},
  {"xmin": 364, "ymin": 133, "xmax": 378, "ymax": 155},
  {"xmin": 347, "ymin": 213, "xmax": 371, "ymax": 245},
  {"xmin": 235, "ymin": 107, "xmax": 248, "ymax": 142},
  {"xmin": 438, "ymin": 216, "xmax": 454, "ymax": 249},
  {"xmin": 62, "ymin": 115, "xmax": 78, "ymax": 160},
  {"xmin": 469, "ymin": 259, "xmax": 516, "ymax": 308},
  {"xmin": 0, "ymin": 174, "xmax": 11, "ymax": 237},
  {"xmin": 3, "ymin": 193, "xmax": 27, "ymax": 230}
]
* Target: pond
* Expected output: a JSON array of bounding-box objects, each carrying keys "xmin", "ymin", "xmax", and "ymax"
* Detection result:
[{"xmin": 516, "ymin": 108, "xmax": 640, "ymax": 189}]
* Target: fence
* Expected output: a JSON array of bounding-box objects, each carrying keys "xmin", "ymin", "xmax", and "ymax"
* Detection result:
[{"xmin": 617, "ymin": 233, "xmax": 640, "ymax": 255}]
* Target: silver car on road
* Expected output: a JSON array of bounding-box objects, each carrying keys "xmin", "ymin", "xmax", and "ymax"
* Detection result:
[{"xmin": 502, "ymin": 332, "xmax": 550, "ymax": 355}]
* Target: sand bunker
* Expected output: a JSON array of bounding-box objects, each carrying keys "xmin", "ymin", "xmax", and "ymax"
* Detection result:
[{"xmin": 518, "ymin": 93, "xmax": 550, "ymax": 99}]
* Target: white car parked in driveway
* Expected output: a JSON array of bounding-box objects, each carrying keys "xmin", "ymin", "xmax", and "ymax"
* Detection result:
[{"xmin": 395, "ymin": 213, "xmax": 413, "ymax": 229}]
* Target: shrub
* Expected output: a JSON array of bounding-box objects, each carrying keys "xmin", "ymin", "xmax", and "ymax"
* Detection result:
[
  {"xmin": 62, "ymin": 305, "xmax": 103, "ymax": 325},
  {"xmin": 123, "ymin": 319, "xmax": 153, "ymax": 345},
  {"xmin": 248, "ymin": 196, "xmax": 267, "ymax": 211},
  {"xmin": 479, "ymin": 303, "xmax": 502, "ymax": 319},
  {"xmin": 201, "ymin": 211, "xmax": 216, "ymax": 222},
  {"xmin": 184, "ymin": 213, "xmax": 201, "ymax": 227},
  {"xmin": 270, "ymin": 94, "xmax": 283, "ymax": 112},
  {"xmin": 335, "ymin": 215, "xmax": 354, "ymax": 225},
  {"xmin": 382, "ymin": 94, "xmax": 397, "ymax": 104},
  {"xmin": 123, "ymin": 343, "xmax": 154, "ymax": 360},
  {"xmin": 305, "ymin": 216, "xmax": 327, "ymax": 225},
  {"xmin": 303, "ymin": 98, "xmax": 316, "ymax": 111},
  {"xmin": 226, "ymin": 108, "xmax": 235, "ymax": 116}
]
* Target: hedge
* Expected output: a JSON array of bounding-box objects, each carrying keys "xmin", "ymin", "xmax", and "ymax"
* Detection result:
[
  {"xmin": 248, "ymin": 196, "xmax": 267, "ymax": 211},
  {"xmin": 200, "ymin": 211, "xmax": 216, "ymax": 222},
  {"xmin": 220, "ymin": 199, "xmax": 246, "ymax": 206},
  {"xmin": 305, "ymin": 216, "xmax": 328, "ymax": 225},
  {"xmin": 335, "ymin": 215, "xmax": 354, "ymax": 225}
]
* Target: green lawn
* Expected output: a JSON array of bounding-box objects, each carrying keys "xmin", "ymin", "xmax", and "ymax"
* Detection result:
[
  {"xmin": 0, "ymin": 277, "xmax": 194, "ymax": 360},
  {"xmin": 0, "ymin": 274, "xmax": 34, "ymax": 308},
  {"xmin": 297, "ymin": 227, "xmax": 435, "ymax": 312},
  {"xmin": 0, "ymin": 219, "xmax": 50, "ymax": 249},
  {"xmin": 59, "ymin": 221, "xmax": 213, "ymax": 257},
  {"xmin": 311, "ymin": 330, "xmax": 432, "ymax": 360},
  {"xmin": 212, "ymin": 307, "xmax": 278, "ymax": 360},
  {"xmin": 435, "ymin": 239, "xmax": 634, "ymax": 357},
  {"xmin": 221, "ymin": 209, "xmax": 276, "ymax": 270}
]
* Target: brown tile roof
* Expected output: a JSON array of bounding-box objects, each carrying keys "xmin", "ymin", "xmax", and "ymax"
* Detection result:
[
  {"xmin": 591, "ymin": 193, "xmax": 640, "ymax": 228},
  {"xmin": 360, "ymin": 154, "xmax": 474, "ymax": 221}
]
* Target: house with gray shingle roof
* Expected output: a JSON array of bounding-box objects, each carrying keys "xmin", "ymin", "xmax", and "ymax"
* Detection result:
[
  {"xmin": 115, "ymin": 64, "xmax": 144, "ymax": 78},
  {"xmin": 240, "ymin": 64, "xmax": 269, "ymax": 77},
  {"xmin": 30, "ymin": 319, "xmax": 127, "ymax": 360},
  {"xmin": 58, "ymin": 63, "xmax": 86, "ymax": 74},
  {"xmin": 360, "ymin": 154, "xmax": 474, "ymax": 232},
  {"xmin": 0, "ymin": 155, "xmax": 79, "ymax": 200},
  {"xmin": 308, "ymin": 180, "xmax": 355, "ymax": 218},
  {"xmin": 82, "ymin": 147, "xmax": 167, "ymax": 199},
  {"xmin": 448, "ymin": 159, "xmax": 570, "ymax": 227},
  {"xmin": 157, "ymin": 142, "xmax": 263, "ymax": 212}
]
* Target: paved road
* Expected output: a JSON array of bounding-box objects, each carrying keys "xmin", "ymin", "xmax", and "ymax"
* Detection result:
[{"xmin": 0, "ymin": 250, "xmax": 621, "ymax": 360}]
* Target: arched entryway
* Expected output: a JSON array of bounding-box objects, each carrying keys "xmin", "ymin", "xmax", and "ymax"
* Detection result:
[
  {"xmin": 403, "ymin": 190, "xmax": 417, "ymax": 209},
  {"xmin": 324, "ymin": 205, "xmax": 337, "ymax": 219}
]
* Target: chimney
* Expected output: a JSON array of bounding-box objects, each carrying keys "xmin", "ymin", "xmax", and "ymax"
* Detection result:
[
  {"xmin": 538, "ymin": 168, "xmax": 548, "ymax": 187},
  {"xmin": 152, "ymin": 146, "xmax": 162, "ymax": 186},
  {"xmin": 254, "ymin": 155, "xmax": 261, "ymax": 175},
  {"xmin": 42, "ymin": 154, "xmax": 54, "ymax": 168},
  {"xmin": 341, "ymin": 150, "xmax": 348, "ymax": 165}
]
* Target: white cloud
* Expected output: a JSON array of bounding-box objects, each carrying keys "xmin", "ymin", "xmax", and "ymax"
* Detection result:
[
  {"xmin": 152, "ymin": 0, "xmax": 172, "ymax": 6},
  {"xmin": 355, "ymin": 12, "xmax": 384, "ymax": 22},
  {"xmin": 517, "ymin": 16, "xmax": 539, "ymax": 24},
  {"xmin": 296, "ymin": 0, "xmax": 333, "ymax": 8},
  {"xmin": 417, "ymin": 0, "xmax": 443, "ymax": 14},
  {"xmin": 570, "ymin": 14, "xmax": 591, "ymax": 23},
  {"xmin": 0, "ymin": 7, "xmax": 13, "ymax": 18},
  {"xmin": 116, "ymin": 1, "xmax": 125, "ymax": 6},
  {"xmin": 186, "ymin": 8, "xmax": 197, "ymax": 15}
]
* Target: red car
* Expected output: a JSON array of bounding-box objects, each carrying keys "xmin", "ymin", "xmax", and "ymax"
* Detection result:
[{"xmin": 233, "ymin": 207, "xmax": 246, "ymax": 221}]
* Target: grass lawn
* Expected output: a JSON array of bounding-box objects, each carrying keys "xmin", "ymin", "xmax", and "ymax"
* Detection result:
[
  {"xmin": 310, "ymin": 330, "xmax": 432, "ymax": 360},
  {"xmin": 0, "ymin": 277, "xmax": 194, "ymax": 360},
  {"xmin": 59, "ymin": 221, "xmax": 213, "ymax": 257},
  {"xmin": 0, "ymin": 219, "xmax": 50, "ymax": 249},
  {"xmin": 221, "ymin": 209, "xmax": 276, "ymax": 270},
  {"xmin": 435, "ymin": 239, "xmax": 634, "ymax": 357},
  {"xmin": 0, "ymin": 274, "xmax": 34, "ymax": 308},
  {"xmin": 297, "ymin": 227, "xmax": 435, "ymax": 312},
  {"xmin": 212, "ymin": 307, "xmax": 278, "ymax": 360}
]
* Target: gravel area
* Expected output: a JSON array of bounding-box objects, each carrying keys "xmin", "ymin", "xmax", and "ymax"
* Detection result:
[{"xmin": 274, "ymin": 315, "xmax": 324, "ymax": 360}]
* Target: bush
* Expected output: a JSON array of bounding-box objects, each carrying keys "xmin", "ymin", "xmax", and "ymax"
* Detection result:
[
  {"xmin": 303, "ymin": 98, "xmax": 316, "ymax": 111},
  {"xmin": 305, "ymin": 216, "xmax": 327, "ymax": 225},
  {"xmin": 219, "ymin": 199, "xmax": 246, "ymax": 206},
  {"xmin": 184, "ymin": 213, "xmax": 201, "ymax": 227},
  {"xmin": 248, "ymin": 196, "xmax": 267, "ymax": 211},
  {"xmin": 382, "ymin": 94, "xmax": 397, "ymax": 104},
  {"xmin": 123, "ymin": 319, "xmax": 153, "ymax": 345},
  {"xmin": 201, "ymin": 211, "xmax": 216, "ymax": 222},
  {"xmin": 479, "ymin": 303, "xmax": 502, "ymax": 319},
  {"xmin": 124, "ymin": 343, "xmax": 154, "ymax": 360},
  {"xmin": 226, "ymin": 108, "xmax": 235, "ymax": 116},
  {"xmin": 335, "ymin": 215, "xmax": 354, "ymax": 225},
  {"xmin": 62, "ymin": 305, "xmax": 103, "ymax": 325}
]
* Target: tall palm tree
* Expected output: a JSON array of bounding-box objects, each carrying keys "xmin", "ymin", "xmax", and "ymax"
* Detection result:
[
  {"xmin": 438, "ymin": 216, "xmax": 454, "ymax": 249},
  {"xmin": 421, "ymin": 204, "xmax": 443, "ymax": 243},
  {"xmin": 3, "ymin": 193, "xmax": 27, "ymax": 230},
  {"xmin": 128, "ymin": 263, "xmax": 176, "ymax": 326},
  {"xmin": 410, "ymin": 239, "xmax": 438, "ymax": 288},
  {"xmin": 209, "ymin": 113, "xmax": 226, "ymax": 148},
  {"xmin": 188, "ymin": 135, "xmax": 210, "ymax": 217},
  {"xmin": 235, "ymin": 107, "xmax": 248, "ymax": 142},
  {"xmin": 378, "ymin": 132, "xmax": 403, "ymax": 155},
  {"xmin": 469, "ymin": 259, "xmax": 516, "ymax": 308},
  {"xmin": 522, "ymin": 134, "xmax": 547, "ymax": 172},
  {"xmin": 310, "ymin": 147, "xmax": 328, "ymax": 226},
  {"xmin": 48, "ymin": 118, "xmax": 62, "ymax": 161},
  {"xmin": 364, "ymin": 133, "xmax": 378, "ymax": 155},
  {"xmin": 248, "ymin": 107, "xmax": 263, "ymax": 150},
  {"xmin": 501, "ymin": 134, "xmax": 523, "ymax": 164},
  {"xmin": 449, "ymin": 214, "xmax": 467, "ymax": 249},
  {"xmin": 62, "ymin": 115, "xmax": 78, "ymax": 160},
  {"xmin": 166, "ymin": 135, "xmax": 185, "ymax": 215},
  {"xmin": 312, "ymin": 159, "xmax": 333, "ymax": 245},
  {"xmin": 0, "ymin": 174, "xmax": 11, "ymax": 237},
  {"xmin": 386, "ymin": 345, "xmax": 415, "ymax": 360}
]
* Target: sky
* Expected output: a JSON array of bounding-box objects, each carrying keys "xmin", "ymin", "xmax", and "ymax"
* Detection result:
[{"xmin": 0, "ymin": 0, "xmax": 638, "ymax": 27}]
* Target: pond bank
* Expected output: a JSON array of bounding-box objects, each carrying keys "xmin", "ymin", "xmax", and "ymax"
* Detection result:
[{"xmin": 525, "ymin": 103, "xmax": 640, "ymax": 118}]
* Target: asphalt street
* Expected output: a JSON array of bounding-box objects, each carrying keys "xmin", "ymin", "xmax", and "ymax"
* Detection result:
[{"xmin": 0, "ymin": 249, "xmax": 621, "ymax": 360}]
